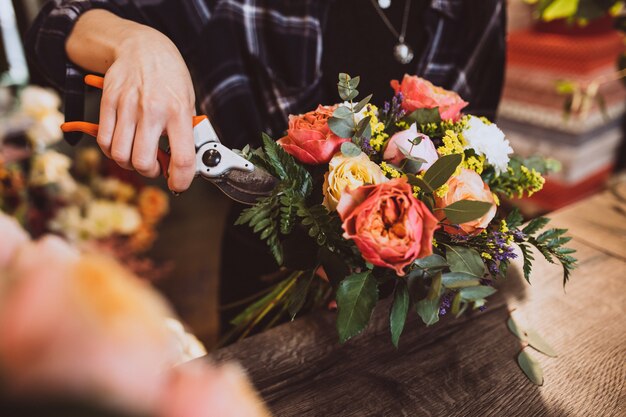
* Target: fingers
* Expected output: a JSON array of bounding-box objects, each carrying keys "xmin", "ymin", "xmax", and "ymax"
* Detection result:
[
  {"xmin": 166, "ymin": 112, "xmax": 196, "ymax": 192},
  {"xmin": 132, "ymin": 119, "xmax": 162, "ymax": 178},
  {"xmin": 110, "ymin": 95, "xmax": 137, "ymax": 170},
  {"xmin": 96, "ymin": 88, "xmax": 117, "ymax": 158}
]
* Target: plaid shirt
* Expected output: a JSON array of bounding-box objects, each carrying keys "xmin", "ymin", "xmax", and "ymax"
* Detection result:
[{"xmin": 27, "ymin": 0, "xmax": 506, "ymax": 148}]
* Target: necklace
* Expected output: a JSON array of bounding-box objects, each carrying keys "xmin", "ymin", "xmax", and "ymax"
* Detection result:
[{"xmin": 369, "ymin": 0, "xmax": 414, "ymax": 64}]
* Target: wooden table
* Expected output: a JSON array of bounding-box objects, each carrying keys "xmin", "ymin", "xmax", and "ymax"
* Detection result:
[{"xmin": 214, "ymin": 179, "xmax": 626, "ymax": 417}]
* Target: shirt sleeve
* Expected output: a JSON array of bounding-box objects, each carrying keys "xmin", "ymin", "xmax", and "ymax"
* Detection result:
[{"xmin": 25, "ymin": 1, "xmax": 142, "ymax": 144}]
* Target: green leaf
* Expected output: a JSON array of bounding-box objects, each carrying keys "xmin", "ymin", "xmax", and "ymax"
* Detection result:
[
  {"xmin": 527, "ymin": 329, "xmax": 558, "ymax": 358},
  {"xmin": 522, "ymin": 217, "xmax": 550, "ymax": 235},
  {"xmin": 287, "ymin": 270, "xmax": 315, "ymax": 319},
  {"xmin": 459, "ymin": 286, "xmax": 496, "ymax": 301},
  {"xmin": 445, "ymin": 245, "xmax": 485, "ymax": 277},
  {"xmin": 390, "ymin": 280, "xmax": 410, "ymax": 347},
  {"xmin": 328, "ymin": 116, "xmax": 355, "ymax": 139},
  {"xmin": 507, "ymin": 317, "xmax": 528, "ymax": 342},
  {"xmin": 423, "ymin": 153, "xmax": 462, "ymax": 190},
  {"xmin": 333, "ymin": 106, "xmax": 352, "ymax": 119},
  {"xmin": 402, "ymin": 159, "xmax": 424, "ymax": 175},
  {"xmin": 442, "ymin": 200, "xmax": 494, "ymax": 224},
  {"xmin": 450, "ymin": 292, "xmax": 462, "ymax": 315},
  {"xmin": 427, "ymin": 271, "xmax": 442, "ymax": 300},
  {"xmin": 517, "ymin": 349, "xmax": 544, "ymax": 386},
  {"xmin": 336, "ymin": 271, "xmax": 379, "ymax": 343},
  {"xmin": 506, "ymin": 208, "xmax": 524, "ymax": 229},
  {"xmin": 348, "ymin": 76, "xmax": 360, "ymax": 89},
  {"xmin": 261, "ymin": 133, "xmax": 289, "ymax": 179},
  {"xmin": 441, "ymin": 272, "xmax": 481, "ymax": 289},
  {"xmin": 406, "ymin": 174, "xmax": 434, "ymax": 193},
  {"xmin": 354, "ymin": 115, "xmax": 372, "ymax": 140},
  {"xmin": 416, "ymin": 297, "xmax": 440, "ymax": 326},
  {"xmin": 519, "ymin": 243, "xmax": 535, "ymax": 283},
  {"xmin": 353, "ymin": 94, "xmax": 373, "ymax": 113},
  {"xmin": 413, "ymin": 254, "xmax": 448, "ymax": 270},
  {"xmin": 404, "ymin": 107, "xmax": 442, "ymax": 125},
  {"xmin": 341, "ymin": 141, "xmax": 362, "ymax": 157}
]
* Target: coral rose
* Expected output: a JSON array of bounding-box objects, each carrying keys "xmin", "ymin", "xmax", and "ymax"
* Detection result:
[
  {"xmin": 391, "ymin": 74, "xmax": 468, "ymax": 121},
  {"xmin": 434, "ymin": 168, "xmax": 497, "ymax": 235},
  {"xmin": 138, "ymin": 186, "xmax": 170, "ymax": 225},
  {"xmin": 337, "ymin": 178, "xmax": 439, "ymax": 276},
  {"xmin": 322, "ymin": 152, "xmax": 387, "ymax": 211},
  {"xmin": 277, "ymin": 105, "xmax": 351, "ymax": 164},
  {"xmin": 383, "ymin": 123, "xmax": 439, "ymax": 171}
]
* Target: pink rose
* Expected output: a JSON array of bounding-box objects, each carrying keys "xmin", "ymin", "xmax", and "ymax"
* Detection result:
[
  {"xmin": 0, "ymin": 212, "xmax": 29, "ymax": 269},
  {"xmin": 390, "ymin": 74, "xmax": 468, "ymax": 121},
  {"xmin": 337, "ymin": 178, "xmax": 439, "ymax": 276},
  {"xmin": 383, "ymin": 123, "xmax": 439, "ymax": 171},
  {"xmin": 434, "ymin": 168, "xmax": 497, "ymax": 235},
  {"xmin": 277, "ymin": 105, "xmax": 351, "ymax": 165}
]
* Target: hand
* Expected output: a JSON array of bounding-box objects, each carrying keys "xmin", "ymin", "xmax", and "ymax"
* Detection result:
[{"xmin": 66, "ymin": 11, "xmax": 196, "ymax": 192}]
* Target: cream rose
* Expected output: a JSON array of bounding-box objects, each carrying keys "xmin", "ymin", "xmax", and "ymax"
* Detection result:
[{"xmin": 322, "ymin": 152, "xmax": 388, "ymax": 211}]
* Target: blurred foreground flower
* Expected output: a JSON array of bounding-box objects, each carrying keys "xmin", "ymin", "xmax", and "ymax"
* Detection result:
[{"xmin": 0, "ymin": 212, "xmax": 270, "ymax": 417}]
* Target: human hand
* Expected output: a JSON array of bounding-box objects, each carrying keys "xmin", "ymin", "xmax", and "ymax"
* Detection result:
[{"xmin": 66, "ymin": 11, "xmax": 197, "ymax": 192}]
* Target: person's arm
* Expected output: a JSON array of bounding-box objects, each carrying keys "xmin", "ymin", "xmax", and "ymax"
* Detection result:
[{"xmin": 63, "ymin": 9, "xmax": 196, "ymax": 192}]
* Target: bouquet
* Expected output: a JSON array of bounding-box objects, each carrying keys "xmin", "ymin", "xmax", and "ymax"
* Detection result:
[
  {"xmin": 228, "ymin": 73, "xmax": 577, "ymax": 348},
  {"xmin": 0, "ymin": 86, "xmax": 170, "ymax": 279}
]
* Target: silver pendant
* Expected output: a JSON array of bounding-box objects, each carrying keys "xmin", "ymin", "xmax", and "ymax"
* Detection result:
[
  {"xmin": 393, "ymin": 42, "xmax": 414, "ymax": 64},
  {"xmin": 378, "ymin": 0, "xmax": 391, "ymax": 9}
]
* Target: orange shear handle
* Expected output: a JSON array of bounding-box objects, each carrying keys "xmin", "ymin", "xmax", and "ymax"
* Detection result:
[{"xmin": 61, "ymin": 74, "xmax": 208, "ymax": 179}]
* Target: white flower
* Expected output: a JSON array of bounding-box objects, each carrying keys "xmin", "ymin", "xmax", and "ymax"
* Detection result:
[
  {"xmin": 49, "ymin": 206, "xmax": 85, "ymax": 241},
  {"xmin": 19, "ymin": 86, "xmax": 64, "ymax": 147},
  {"xmin": 463, "ymin": 116, "xmax": 513, "ymax": 174},
  {"xmin": 29, "ymin": 150, "xmax": 77, "ymax": 196},
  {"xmin": 84, "ymin": 200, "xmax": 142, "ymax": 238}
]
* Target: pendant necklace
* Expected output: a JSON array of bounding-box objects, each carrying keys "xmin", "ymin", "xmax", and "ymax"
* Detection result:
[{"xmin": 370, "ymin": 0, "xmax": 414, "ymax": 64}]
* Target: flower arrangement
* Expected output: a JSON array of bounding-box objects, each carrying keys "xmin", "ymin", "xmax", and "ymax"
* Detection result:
[
  {"xmin": 229, "ymin": 74, "xmax": 577, "ymax": 349},
  {"xmin": 0, "ymin": 86, "xmax": 170, "ymax": 279}
]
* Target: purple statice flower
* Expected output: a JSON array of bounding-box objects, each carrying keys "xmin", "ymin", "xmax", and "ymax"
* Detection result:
[
  {"xmin": 439, "ymin": 293, "xmax": 452, "ymax": 316},
  {"xmin": 478, "ymin": 305, "xmax": 487, "ymax": 312}
]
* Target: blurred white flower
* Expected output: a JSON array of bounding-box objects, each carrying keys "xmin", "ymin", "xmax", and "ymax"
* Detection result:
[
  {"xmin": 19, "ymin": 86, "xmax": 64, "ymax": 148},
  {"xmin": 164, "ymin": 318, "xmax": 207, "ymax": 365},
  {"xmin": 463, "ymin": 116, "xmax": 513, "ymax": 175},
  {"xmin": 29, "ymin": 150, "xmax": 78, "ymax": 196},
  {"xmin": 93, "ymin": 177, "xmax": 136, "ymax": 202}
]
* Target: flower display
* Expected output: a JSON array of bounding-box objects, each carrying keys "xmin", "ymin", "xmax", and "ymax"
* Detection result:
[
  {"xmin": 19, "ymin": 86, "xmax": 64, "ymax": 148},
  {"xmin": 390, "ymin": 74, "xmax": 468, "ymax": 121},
  {"xmin": 232, "ymin": 73, "xmax": 575, "ymax": 350},
  {"xmin": 322, "ymin": 152, "xmax": 387, "ymax": 211},
  {"xmin": 277, "ymin": 104, "xmax": 351, "ymax": 164},
  {"xmin": 434, "ymin": 168, "xmax": 497, "ymax": 235},
  {"xmin": 337, "ymin": 178, "xmax": 439, "ymax": 275},
  {"xmin": 382, "ymin": 123, "xmax": 438, "ymax": 170}
]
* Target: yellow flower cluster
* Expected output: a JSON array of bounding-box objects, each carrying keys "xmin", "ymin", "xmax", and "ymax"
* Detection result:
[
  {"xmin": 364, "ymin": 105, "xmax": 388, "ymax": 152},
  {"xmin": 463, "ymin": 155, "xmax": 485, "ymax": 174},
  {"xmin": 434, "ymin": 183, "xmax": 449, "ymax": 198},
  {"xmin": 437, "ymin": 130, "xmax": 466, "ymax": 156},
  {"xmin": 520, "ymin": 166, "xmax": 545, "ymax": 196},
  {"xmin": 379, "ymin": 161, "xmax": 402, "ymax": 178}
]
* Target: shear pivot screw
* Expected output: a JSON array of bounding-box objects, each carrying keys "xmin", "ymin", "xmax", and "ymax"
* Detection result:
[{"xmin": 202, "ymin": 149, "xmax": 221, "ymax": 167}]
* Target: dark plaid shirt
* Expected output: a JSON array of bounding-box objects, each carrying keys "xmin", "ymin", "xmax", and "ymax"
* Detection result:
[{"xmin": 27, "ymin": 0, "xmax": 506, "ymax": 148}]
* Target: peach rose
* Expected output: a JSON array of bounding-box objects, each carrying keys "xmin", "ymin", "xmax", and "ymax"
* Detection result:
[
  {"xmin": 0, "ymin": 212, "xmax": 29, "ymax": 269},
  {"xmin": 391, "ymin": 74, "xmax": 468, "ymax": 121},
  {"xmin": 277, "ymin": 105, "xmax": 351, "ymax": 164},
  {"xmin": 383, "ymin": 123, "xmax": 439, "ymax": 171},
  {"xmin": 434, "ymin": 168, "xmax": 497, "ymax": 235},
  {"xmin": 337, "ymin": 178, "xmax": 439, "ymax": 276},
  {"xmin": 322, "ymin": 152, "xmax": 388, "ymax": 211}
]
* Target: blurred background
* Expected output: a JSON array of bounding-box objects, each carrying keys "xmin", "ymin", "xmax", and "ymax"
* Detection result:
[{"xmin": 1, "ymin": 0, "xmax": 624, "ymax": 349}]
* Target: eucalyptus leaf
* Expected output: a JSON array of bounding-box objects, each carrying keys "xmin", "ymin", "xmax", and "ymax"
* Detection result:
[
  {"xmin": 406, "ymin": 174, "xmax": 434, "ymax": 193},
  {"xmin": 413, "ymin": 254, "xmax": 448, "ymax": 270},
  {"xmin": 348, "ymin": 76, "xmax": 360, "ymax": 89},
  {"xmin": 354, "ymin": 116, "xmax": 372, "ymax": 139},
  {"xmin": 416, "ymin": 297, "xmax": 440, "ymax": 326},
  {"xmin": 336, "ymin": 272, "xmax": 379, "ymax": 343},
  {"xmin": 390, "ymin": 280, "xmax": 410, "ymax": 348},
  {"xmin": 341, "ymin": 141, "xmax": 362, "ymax": 157},
  {"xmin": 442, "ymin": 200, "xmax": 494, "ymax": 224},
  {"xmin": 527, "ymin": 329, "xmax": 558, "ymax": 357},
  {"xmin": 445, "ymin": 245, "xmax": 485, "ymax": 277},
  {"xmin": 427, "ymin": 271, "xmax": 442, "ymax": 300},
  {"xmin": 507, "ymin": 317, "xmax": 528, "ymax": 342},
  {"xmin": 423, "ymin": 153, "xmax": 462, "ymax": 190},
  {"xmin": 403, "ymin": 159, "xmax": 424, "ymax": 175},
  {"xmin": 328, "ymin": 116, "xmax": 355, "ymax": 139},
  {"xmin": 441, "ymin": 272, "xmax": 481, "ymax": 289},
  {"xmin": 333, "ymin": 106, "xmax": 352, "ymax": 119},
  {"xmin": 518, "ymin": 349, "xmax": 544, "ymax": 386},
  {"xmin": 354, "ymin": 94, "xmax": 373, "ymax": 113},
  {"xmin": 451, "ymin": 292, "xmax": 462, "ymax": 315},
  {"xmin": 459, "ymin": 286, "xmax": 496, "ymax": 301}
]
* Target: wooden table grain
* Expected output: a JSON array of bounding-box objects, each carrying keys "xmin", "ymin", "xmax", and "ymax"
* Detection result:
[{"xmin": 213, "ymin": 179, "xmax": 626, "ymax": 417}]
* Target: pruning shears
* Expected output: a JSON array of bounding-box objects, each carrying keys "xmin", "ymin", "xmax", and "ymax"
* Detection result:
[{"xmin": 61, "ymin": 74, "xmax": 277, "ymax": 204}]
